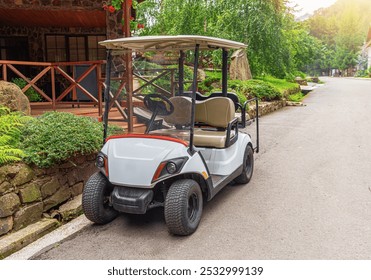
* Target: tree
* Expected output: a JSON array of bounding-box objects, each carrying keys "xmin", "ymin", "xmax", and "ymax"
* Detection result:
[
  {"xmin": 307, "ymin": 0, "xmax": 371, "ymax": 73},
  {"xmin": 137, "ymin": 0, "xmax": 293, "ymax": 77}
]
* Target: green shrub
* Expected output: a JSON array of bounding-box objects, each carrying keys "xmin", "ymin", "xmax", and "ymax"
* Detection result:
[
  {"xmin": 354, "ymin": 70, "xmax": 368, "ymax": 78},
  {"xmin": 20, "ymin": 112, "xmax": 123, "ymax": 168},
  {"xmin": 0, "ymin": 106, "xmax": 31, "ymax": 165},
  {"xmin": 229, "ymin": 79, "xmax": 282, "ymax": 102},
  {"xmin": 368, "ymin": 67, "xmax": 371, "ymax": 77},
  {"xmin": 287, "ymin": 92, "xmax": 305, "ymax": 102},
  {"xmin": 198, "ymin": 71, "xmax": 222, "ymax": 94},
  {"xmin": 203, "ymin": 70, "xmax": 222, "ymax": 82},
  {"xmin": 11, "ymin": 78, "xmax": 43, "ymax": 102},
  {"xmin": 233, "ymin": 90, "xmax": 248, "ymax": 104}
]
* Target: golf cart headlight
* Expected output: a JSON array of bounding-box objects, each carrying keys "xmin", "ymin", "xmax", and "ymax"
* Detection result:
[
  {"xmin": 96, "ymin": 155, "xmax": 105, "ymax": 168},
  {"xmin": 96, "ymin": 153, "xmax": 109, "ymax": 177},
  {"xmin": 166, "ymin": 162, "xmax": 177, "ymax": 174},
  {"xmin": 152, "ymin": 157, "xmax": 188, "ymax": 182}
]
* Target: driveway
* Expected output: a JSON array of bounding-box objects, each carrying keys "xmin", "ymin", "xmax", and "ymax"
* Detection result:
[{"xmin": 36, "ymin": 77, "xmax": 371, "ymax": 259}]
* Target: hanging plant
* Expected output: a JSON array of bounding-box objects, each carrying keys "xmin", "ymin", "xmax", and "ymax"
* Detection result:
[
  {"xmin": 102, "ymin": 2, "xmax": 116, "ymax": 13},
  {"xmin": 103, "ymin": 0, "xmax": 144, "ymax": 36},
  {"xmin": 102, "ymin": 0, "xmax": 138, "ymax": 12}
]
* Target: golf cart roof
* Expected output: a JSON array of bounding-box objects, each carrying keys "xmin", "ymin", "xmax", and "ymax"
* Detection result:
[{"xmin": 99, "ymin": 35, "xmax": 246, "ymax": 53}]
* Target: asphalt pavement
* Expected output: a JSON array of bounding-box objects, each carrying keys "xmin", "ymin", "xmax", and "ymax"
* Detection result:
[{"xmin": 35, "ymin": 77, "xmax": 371, "ymax": 260}]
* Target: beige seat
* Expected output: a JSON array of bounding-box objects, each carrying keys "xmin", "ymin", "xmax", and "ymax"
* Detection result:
[{"xmin": 194, "ymin": 97, "xmax": 238, "ymax": 148}]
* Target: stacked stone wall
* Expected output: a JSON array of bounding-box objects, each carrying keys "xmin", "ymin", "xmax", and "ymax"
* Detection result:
[{"xmin": 0, "ymin": 154, "xmax": 96, "ymax": 236}]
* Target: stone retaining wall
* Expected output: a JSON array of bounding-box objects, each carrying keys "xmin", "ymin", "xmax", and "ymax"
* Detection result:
[
  {"xmin": 0, "ymin": 155, "xmax": 96, "ymax": 236},
  {"xmin": 248, "ymin": 100, "xmax": 287, "ymax": 119}
]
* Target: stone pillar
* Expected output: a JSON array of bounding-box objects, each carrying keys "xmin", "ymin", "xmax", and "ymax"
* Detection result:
[{"xmin": 106, "ymin": 9, "xmax": 124, "ymax": 39}]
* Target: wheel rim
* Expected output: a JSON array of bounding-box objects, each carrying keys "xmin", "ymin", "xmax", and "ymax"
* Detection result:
[
  {"xmin": 187, "ymin": 193, "xmax": 199, "ymax": 222},
  {"xmin": 245, "ymin": 152, "xmax": 253, "ymax": 176}
]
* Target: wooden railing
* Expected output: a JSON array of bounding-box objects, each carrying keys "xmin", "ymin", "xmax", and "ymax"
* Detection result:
[
  {"xmin": 133, "ymin": 68, "xmax": 177, "ymax": 98},
  {"xmin": 0, "ymin": 60, "xmax": 105, "ymax": 115},
  {"xmin": 0, "ymin": 60, "xmax": 190, "ymax": 129}
]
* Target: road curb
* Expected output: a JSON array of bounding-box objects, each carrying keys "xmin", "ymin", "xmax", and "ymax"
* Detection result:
[
  {"xmin": 4, "ymin": 214, "xmax": 91, "ymax": 260},
  {"xmin": 0, "ymin": 218, "xmax": 59, "ymax": 259}
]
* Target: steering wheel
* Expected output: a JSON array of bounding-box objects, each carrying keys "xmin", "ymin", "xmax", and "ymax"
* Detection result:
[{"xmin": 143, "ymin": 94, "xmax": 174, "ymax": 116}]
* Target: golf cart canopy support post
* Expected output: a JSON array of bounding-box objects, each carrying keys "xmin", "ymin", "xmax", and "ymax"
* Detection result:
[
  {"xmin": 103, "ymin": 50, "xmax": 112, "ymax": 144},
  {"xmin": 178, "ymin": 50, "xmax": 185, "ymax": 96},
  {"xmin": 255, "ymin": 97, "xmax": 260, "ymax": 153},
  {"xmin": 123, "ymin": 0, "xmax": 134, "ymax": 132},
  {"xmin": 222, "ymin": 48, "xmax": 228, "ymax": 97},
  {"xmin": 189, "ymin": 44, "xmax": 200, "ymax": 152}
]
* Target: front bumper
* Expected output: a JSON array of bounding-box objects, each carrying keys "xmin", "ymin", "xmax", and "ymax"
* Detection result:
[{"xmin": 111, "ymin": 187, "xmax": 153, "ymax": 214}]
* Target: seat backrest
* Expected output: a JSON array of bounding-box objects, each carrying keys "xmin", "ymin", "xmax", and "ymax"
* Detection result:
[
  {"xmin": 163, "ymin": 96, "xmax": 192, "ymax": 126},
  {"xmin": 195, "ymin": 97, "xmax": 235, "ymax": 128},
  {"xmin": 181, "ymin": 91, "xmax": 207, "ymax": 101},
  {"xmin": 209, "ymin": 92, "xmax": 240, "ymax": 111}
]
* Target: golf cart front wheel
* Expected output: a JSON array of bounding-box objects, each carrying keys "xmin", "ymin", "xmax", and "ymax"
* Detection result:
[
  {"xmin": 82, "ymin": 172, "xmax": 118, "ymax": 224},
  {"xmin": 235, "ymin": 144, "xmax": 254, "ymax": 184},
  {"xmin": 164, "ymin": 179, "xmax": 203, "ymax": 236}
]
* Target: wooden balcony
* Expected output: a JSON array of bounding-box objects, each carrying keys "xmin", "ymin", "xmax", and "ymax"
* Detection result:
[
  {"xmin": 0, "ymin": 59, "xmax": 181, "ymax": 133},
  {"xmin": 1, "ymin": 59, "xmax": 104, "ymax": 111}
]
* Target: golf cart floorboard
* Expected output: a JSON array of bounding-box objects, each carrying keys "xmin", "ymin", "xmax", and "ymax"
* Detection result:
[{"xmin": 211, "ymin": 175, "xmax": 226, "ymax": 186}]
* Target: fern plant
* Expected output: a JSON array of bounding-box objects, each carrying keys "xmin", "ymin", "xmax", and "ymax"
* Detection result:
[{"xmin": 0, "ymin": 106, "xmax": 30, "ymax": 165}]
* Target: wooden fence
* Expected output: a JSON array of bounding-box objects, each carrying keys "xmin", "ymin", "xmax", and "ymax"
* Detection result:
[
  {"xmin": 0, "ymin": 60, "xmax": 105, "ymax": 115},
  {"xmin": 1, "ymin": 59, "xmax": 184, "ymax": 132}
]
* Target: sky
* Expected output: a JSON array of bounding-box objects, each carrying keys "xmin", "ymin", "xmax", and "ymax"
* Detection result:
[{"xmin": 288, "ymin": 0, "xmax": 337, "ymax": 16}]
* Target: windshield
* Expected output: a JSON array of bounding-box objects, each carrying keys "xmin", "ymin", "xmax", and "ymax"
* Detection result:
[{"xmin": 106, "ymin": 50, "xmax": 193, "ymax": 143}]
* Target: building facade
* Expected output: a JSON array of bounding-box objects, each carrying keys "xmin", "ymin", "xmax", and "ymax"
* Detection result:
[{"xmin": 0, "ymin": 0, "xmax": 125, "ymax": 64}]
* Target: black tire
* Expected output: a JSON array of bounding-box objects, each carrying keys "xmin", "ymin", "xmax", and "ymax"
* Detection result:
[
  {"xmin": 164, "ymin": 179, "xmax": 203, "ymax": 236},
  {"xmin": 234, "ymin": 144, "xmax": 254, "ymax": 184},
  {"xmin": 82, "ymin": 172, "xmax": 118, "ymax": 224}
]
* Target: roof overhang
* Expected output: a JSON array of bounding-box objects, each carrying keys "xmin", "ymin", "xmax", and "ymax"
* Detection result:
[
  {"xmin": 99, "ymin": 35, "xmax": 247, "ymax": 53},
  {"xmin": 0, "ymin": 8, "xmax": 105, "ymax": 28}
]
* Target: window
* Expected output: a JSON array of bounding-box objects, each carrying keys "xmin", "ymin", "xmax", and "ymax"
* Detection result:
[
  {"xmin": 0, "ymin": 36, "xmax": 30, "ymax": 79},
  {"xmin": 0, "ymin": 36, "xmax": 29, "ymax": 61},
  {"xmin": 45, "ymin": 35, "xmax": 106, "ymax": 62},
  {"xmin": 45, "ymin": 35, "xmax": 67, "ymax": 62},
  {"xmin": 88, "ymin": 35, "xmax": 106, "ymax": 61}
]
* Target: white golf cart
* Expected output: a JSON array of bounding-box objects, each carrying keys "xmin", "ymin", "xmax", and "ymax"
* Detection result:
[{"xmin": 82, "ymin": 35, "xmax": 259, "ymax": 235}]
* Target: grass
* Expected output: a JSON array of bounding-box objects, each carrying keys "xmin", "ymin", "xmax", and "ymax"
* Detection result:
[
  {"xmin": 256, "ymin": 75, "xmax": 300, "ymax": 95},
  {"xmin": 287, "ymin": 92, "xmax": 305, "ymax": 102}
]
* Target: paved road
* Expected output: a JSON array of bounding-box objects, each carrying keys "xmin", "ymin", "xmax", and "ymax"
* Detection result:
[{"xmin": 36, "ymin": 77, "xmax": 371, "ymax": 260}]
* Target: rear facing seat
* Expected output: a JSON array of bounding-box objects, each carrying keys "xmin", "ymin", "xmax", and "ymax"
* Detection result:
[
  {"xmin": 149, "ymin": 96, "xmax": 238, "ymax": 148},
  {"xmin": 194, "ymin": 97, "xmax": 238, "ymax": 148}
]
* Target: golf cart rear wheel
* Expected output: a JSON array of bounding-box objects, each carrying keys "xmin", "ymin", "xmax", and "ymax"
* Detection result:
[
  {"xmin": 164, "ymin": 179, "xmax": 203, "ymax": 236},
  {"xmin": 235, "ymin": 145, "xmax": 254, "ymax": 184},
  {"xmin": 82, "ymin": 172, "xmax": 118, "ymax": 224}
]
